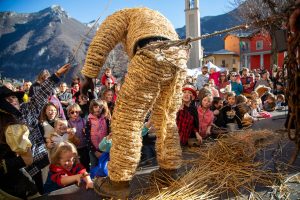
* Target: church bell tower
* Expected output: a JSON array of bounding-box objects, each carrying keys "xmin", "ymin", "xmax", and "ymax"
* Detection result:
[{"xmin": 185, "ymin": 0, "xmax": 202, "ymax": 68}]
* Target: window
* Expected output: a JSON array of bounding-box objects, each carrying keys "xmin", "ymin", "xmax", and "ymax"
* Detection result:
[
  {"xmin": 233, "ymin": 59, "xmax": 236, "ymax": 64},
  {"xmin": 256, "ymin": 40, "xmax": 263, "ymax": 50},
  {"xmin": 222, "ymin": 60, "xmax": 226, "ymax": 67},
  {"xmin": 246, "ymin": 42, "xmax": 249, "ymax": 51},
  {"xmin": 189, "ymin": 0, "xmax": 195, "ymax": 9}
]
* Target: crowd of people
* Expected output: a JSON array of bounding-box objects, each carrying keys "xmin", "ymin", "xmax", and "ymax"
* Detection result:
[
  {"xmin": 0, "ymin": 65, "xmax": 156, "ymax": 199},
  {"xmin": 0, "ymin": 63, "xmax": 287, "ymax": 199},
  {"xmin": 178, "ymin": 65, "xmax": 287, "ymax": 146}
]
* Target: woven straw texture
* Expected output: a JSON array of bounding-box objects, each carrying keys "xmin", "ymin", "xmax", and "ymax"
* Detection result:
[
  {"xmin": 82, "ymin": 7, "xmax": 178, "ymax": 78},
  {"xmin": 108, "ymin": 44, "xmax": 189, "ymax": 182}
]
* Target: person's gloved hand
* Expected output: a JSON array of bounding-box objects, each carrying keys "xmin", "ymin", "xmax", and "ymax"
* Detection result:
[
  {"xmin": 81, "ymin": 76, "xmax": 94, "ymax": 96},
  {"xmin": 55, "ymin": 63, "xmax": 71, "ymax": 77}
]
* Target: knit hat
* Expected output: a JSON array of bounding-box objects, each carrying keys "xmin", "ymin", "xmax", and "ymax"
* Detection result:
[{"xmin": 182, "ymin": 84, "xmax": 197, "ymax": 98}]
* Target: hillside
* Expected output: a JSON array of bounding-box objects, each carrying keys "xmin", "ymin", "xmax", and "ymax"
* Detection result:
[
  {"xmin": 0, "ymin": 6, "xmax": 241, "ymax": 81},
  {"xmin": 0, "ymin": 5, "xmax": 97, "ymax": 81}
]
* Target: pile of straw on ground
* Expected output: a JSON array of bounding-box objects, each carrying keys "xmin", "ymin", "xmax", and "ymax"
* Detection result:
[{"xmin": 138, "ymin": 129, "xmax": 282, "ymax": 199}]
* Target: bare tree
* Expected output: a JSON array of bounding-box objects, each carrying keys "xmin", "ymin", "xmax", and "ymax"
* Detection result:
[
  {"xmin": 103, "ymin": 43, "xmax": 129, "ymax": 78},
  {"xmin": 232, "ymin": 0, "xmax": 294, "ymax": 69}
]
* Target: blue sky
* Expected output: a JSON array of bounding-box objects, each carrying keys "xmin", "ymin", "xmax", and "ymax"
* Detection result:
[{"xmin": 0, "ymin": 0, "xmax": 235, "ymax": 28}]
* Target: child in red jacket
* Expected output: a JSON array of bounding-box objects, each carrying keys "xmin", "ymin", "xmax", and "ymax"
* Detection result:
[
  {"xmin": 44, "ymin": 142, "xmax": 93, "ymax": 193},
  {"xmin": 101, "ymin": 68, "xmax": 116, "ymax": 86}
]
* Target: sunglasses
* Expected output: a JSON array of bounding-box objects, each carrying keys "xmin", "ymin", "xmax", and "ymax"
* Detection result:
[{"xmin": 70, "ymin": 111, "xmax": 79, "ymax": 114}]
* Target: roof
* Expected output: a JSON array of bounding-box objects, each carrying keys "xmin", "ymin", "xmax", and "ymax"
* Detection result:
[
  {"xmin": 209, "ymin": 49, "xmax": 238, "ymax": 55},
  {"xmin": 224, "ymin": 29, "xmax": 260, "ymax": 39}
]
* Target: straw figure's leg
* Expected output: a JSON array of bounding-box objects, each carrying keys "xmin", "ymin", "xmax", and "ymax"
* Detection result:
[
  {"xmin": 94, "ymin": 49, "xmax": 164, "ymax": 198},
  {"xmin": 149, "ymin": 45, "xmax": 189, "ymax": 185},
  {"xmin": 152, "ymin": 69, "xmax": 185, "ymax": 168}
]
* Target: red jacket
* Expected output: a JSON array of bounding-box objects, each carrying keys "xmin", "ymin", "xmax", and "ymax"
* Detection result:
[
  {"xmin": 101, "ymin": 74, "xmax": 116, "ymax": 85},
  {"xmin": 240, "ymin": 76, "xmax": 254, "ymax": 94}
]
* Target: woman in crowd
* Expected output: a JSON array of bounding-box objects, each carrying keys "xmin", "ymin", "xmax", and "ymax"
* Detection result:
[
  {"xmin": 39, "ymin": 102, "xmax": 59, "ymax": 139},
  {"xmin": 218, "ymin": 72, "xmax": 230, "ymax": 99},
  {"xmin": 0, "ymin": 87, "xmax": 38, "ymax": 199},
  {"xmin": 254, "ymin": 70, "xmax": 273, "ymax": 90}
]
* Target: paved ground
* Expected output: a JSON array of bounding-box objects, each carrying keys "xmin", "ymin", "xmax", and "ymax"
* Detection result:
[{"xmin": 35, "ymin": 109, "xmax": 300, "ymax": 200}]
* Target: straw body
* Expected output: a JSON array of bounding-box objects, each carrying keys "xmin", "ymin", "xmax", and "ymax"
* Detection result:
[
  {"xmin": 108, "ymin": 45, "xmax": 189, "ymax": 181},
  {"xmin": 82, "ymin": 7, "xmax": 178, "ymax": 78},
  {"xmin": 81, "ymin": 7, "xmax": 189, "ymax": 182}
]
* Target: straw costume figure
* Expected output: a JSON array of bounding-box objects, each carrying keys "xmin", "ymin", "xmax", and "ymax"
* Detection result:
[{"xmin": 81, "ymin": 7, "xmax": 189, "ymax": 198}]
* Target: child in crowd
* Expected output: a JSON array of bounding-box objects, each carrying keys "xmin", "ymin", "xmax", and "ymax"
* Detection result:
[
  {"xmin": 250, "ymin": 99, "xmax": 263, "ymax": 120},
  {"xmin": 273, "ymin": 82, "xmax": 285, "ymax": 95},
  {"xmin": 211, "ymin": 97, "xmax": 223, "ymax": 117},
  {"xmin": 276, "ymin": 94, "xmax": 286, "ymax": 109},
  {"xmin": 45, "ymin": 119, "xmax": 79, "ymax": 149},
  {"xmin": 102, "ymin": 89, "xmax": 115, "ymax": 115},
  {"xmin": 44, "ymin": 142, "xmax": 93, "ymax": 193},
  {"xmin": 215, "ymin": 92, "xmax": 243, "ymax": 129},
  {"xmin": 86, "ymin": 100, "xmax": 111, "ymax": 168},
  {"xmin": 91, "ymin": 113, "xmax": 155, "ymax": 178},
  {"xmin": 250, "ymin": 99, "xmax": 272, "ymax": 120},
  {"xmin": 101, "ymin": 68, "xmax": 116, "ymax": 86},
  {"xmin": 140, "ymin": 114, "xmax": 156, "ymax": 166},
  {"xmin": 222, "ymin": 91, "xmax": 230, "ymax": 106},
  {"xmin": 251, "ymin": 91, "xmax": 263, "ymax": 111},
  {"xmin": 208, "ymin": 79, "xmax": 220, "ymax": 97},
  {"xmin": 112, "ymin": 82, "xmax": 121, "ymax": 102},
  {"xmin": 67, "ymin": 104, "xmax": 90, "ymax": 171},
  {"xmin": 176, "ymin": 85, "xmax": 200, "ymax": 145},
  {"xmin": 236, "ymin": 94, "xmax": 248, "ymax": 105},
  {"xmin": 198, "ymin": 93, "xmax": 214, "ymax": 139},
  {"xmin": 263, "ymin": 93, "xmax": 276, "ymax": 112}
]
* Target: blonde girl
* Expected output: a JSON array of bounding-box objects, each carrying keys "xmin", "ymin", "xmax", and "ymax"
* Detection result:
[{"xmin": 44, "ymin": 142, "xmax": 93, "ymax": 193}]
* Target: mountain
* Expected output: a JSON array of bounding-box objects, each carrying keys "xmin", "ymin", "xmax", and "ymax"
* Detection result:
[
  {"xmin": 176, "ymin": 8, "xmax": 243, "ymax": 53},
  {"xmin": 0, "ymin": 5, "xmax": 98, "ymax": 81},
  {"xmin": 0, "ymin": 6, "xmax": 241, "ymax": 81}
]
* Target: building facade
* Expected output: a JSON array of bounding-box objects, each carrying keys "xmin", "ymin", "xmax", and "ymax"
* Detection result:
[
  {"xmin": 203, "ymin": 49, "xmax": 240, "ymax": 71},
  {"xmin": 224, "ymin": 30, "xmax": 284, "ymax": 72}
]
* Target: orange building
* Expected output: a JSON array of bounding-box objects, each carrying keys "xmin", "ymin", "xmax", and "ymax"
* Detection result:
[{"xmin": 224, "ymin": 30, "xmax": 285, "ymax": 72}]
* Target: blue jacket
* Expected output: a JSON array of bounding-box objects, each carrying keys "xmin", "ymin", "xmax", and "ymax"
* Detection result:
[{"xmin": 231, "ymin": 82, "xmax": 243, "ymax": 96}]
